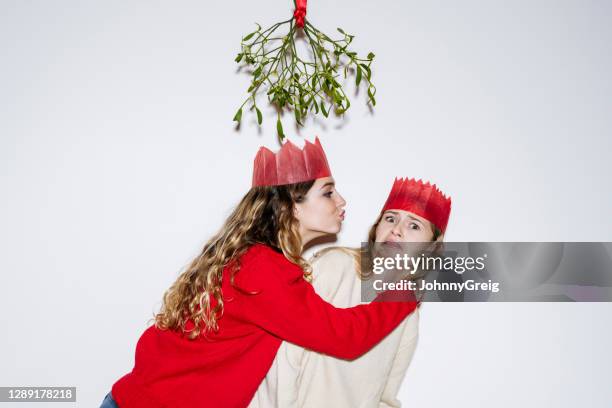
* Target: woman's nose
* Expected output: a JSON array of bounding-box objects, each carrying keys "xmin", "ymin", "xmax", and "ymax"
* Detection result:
[{"xmin": 336, "ymin": 191, "xmax": 347, "ymax": 208}]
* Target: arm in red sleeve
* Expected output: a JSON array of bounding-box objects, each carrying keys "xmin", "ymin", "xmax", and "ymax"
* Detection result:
[{"xmin": 232, "ymin": 250, "xmax": 418, "ymax": 360}]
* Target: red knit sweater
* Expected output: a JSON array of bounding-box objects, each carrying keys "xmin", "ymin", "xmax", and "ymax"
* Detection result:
[{"xmin": 112, "ymin": 244, "xmax": 417, "ymax": 408}]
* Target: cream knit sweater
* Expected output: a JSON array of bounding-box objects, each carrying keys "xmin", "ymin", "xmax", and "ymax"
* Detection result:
[{"xmin": 249, "ymin": 248, "xmax": 420, "ymax": 408}]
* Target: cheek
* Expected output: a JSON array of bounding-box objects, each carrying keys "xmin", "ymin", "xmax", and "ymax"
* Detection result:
[
  {"xmin": 304, "ymin": 199, "xmax": 336, "ymax": 226},
  {"xmin": 406, "ymin": 229, "xmax": 431, "ymax": 242},
  {"xmin": 327, "ymin": 198, "xmax": 337, "ymax": 212},
  {"xmin": 374, "ymin": 224, "xmax": 389, "ymax": 241},
  {"xmin": 320, "ymin": 199, "xmax": 336, "ymax": 219},
  {"xmin": 298, "ymin": 203, "xmax": 317, "ymax": 226}
]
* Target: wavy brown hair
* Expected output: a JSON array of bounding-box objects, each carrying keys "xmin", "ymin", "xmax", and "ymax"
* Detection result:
[{"xmin": 154, "ymin": 180, "xmax": 315, "ymax": 339}]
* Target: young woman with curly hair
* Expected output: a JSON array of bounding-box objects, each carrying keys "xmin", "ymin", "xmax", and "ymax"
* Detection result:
[{"xmin": 100, "ymin": 139, "xmax": 418, "ymax": 408}]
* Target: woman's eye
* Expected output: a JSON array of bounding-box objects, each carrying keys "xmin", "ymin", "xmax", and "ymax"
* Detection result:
[
  {"xmin": 409, "ymin": 223, "xmax": 420, "ymax": 230},
  {"xmin": 323, "ymin": 191, "xmax": 333, "ymax": 197},
  {"xmin": 384, "ymin": 215, "xmax": 396, "ymax": 223}
]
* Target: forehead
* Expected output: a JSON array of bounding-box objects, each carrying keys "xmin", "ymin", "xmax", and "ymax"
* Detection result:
[{"xmin": 312, "ymin": 176, "xmax": 335, "ymax": 188}]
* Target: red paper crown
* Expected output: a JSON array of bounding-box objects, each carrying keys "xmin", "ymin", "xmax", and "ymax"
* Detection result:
[
  {"xmin": 252, "ymin": 137, "xmax": 332, "ymax": 187},
  {"xmin": 381, "ymin": 177, "xmax": 452, "ymax": 233}
]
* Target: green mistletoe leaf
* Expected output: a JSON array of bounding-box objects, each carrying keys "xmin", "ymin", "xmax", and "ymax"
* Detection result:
[
  {"xmin": 276, "ymin": 117, "xmax": 285, "ymax": 140},
  {"xmin": 233, "ymin": 107, "xmax": 243, "ymax": 123},
  {"xmin": 243, "ymin": 32, "xmax": 257, "ymax": 41}
]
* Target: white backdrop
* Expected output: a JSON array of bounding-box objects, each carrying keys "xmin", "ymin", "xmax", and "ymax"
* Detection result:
[{"xmin": 1, "ymin": 0, "xmax": 611, "ymax": 406}]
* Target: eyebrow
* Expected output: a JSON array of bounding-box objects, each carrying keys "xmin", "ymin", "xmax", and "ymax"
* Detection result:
[
  {"xmin": 405, "ymin": 214, "xmax": 425, "ymax": 225},
  {"xmin": 383, "ymin": 211, "xmax": 424, "ymax": 225},
  {"xmin": 319, "ymin": 182, "xmax": 335, "ymax": 190}
]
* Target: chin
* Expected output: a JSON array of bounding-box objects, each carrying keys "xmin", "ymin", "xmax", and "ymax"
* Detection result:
[{"xmin": 321, "ymin": 226, "xmax": 341, "ymax": 236}]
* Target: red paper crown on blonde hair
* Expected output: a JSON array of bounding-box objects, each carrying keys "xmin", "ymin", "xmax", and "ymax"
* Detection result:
[
  {"xmin": 252, "ymin": 137, "xmax": 332, "ymax": 187},
  {"xmin": 382, "ymin": 177, "xmax": 452, "ymax": 233}
]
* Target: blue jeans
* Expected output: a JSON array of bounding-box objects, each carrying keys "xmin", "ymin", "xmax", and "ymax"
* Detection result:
[{"xmin": 100, "ymin": 392, "xmax": 119, "ymax": 408}]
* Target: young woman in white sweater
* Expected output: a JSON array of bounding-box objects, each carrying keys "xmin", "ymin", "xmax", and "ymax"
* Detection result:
[{"xmin": 250, "ymin": 177, "xmax": 452, "ymax": 408}]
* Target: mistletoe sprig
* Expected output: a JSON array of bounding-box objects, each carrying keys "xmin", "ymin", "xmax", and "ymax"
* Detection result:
[{"xmin": 233, "ymin": 4, "xmax": 376, "ymax": 141}]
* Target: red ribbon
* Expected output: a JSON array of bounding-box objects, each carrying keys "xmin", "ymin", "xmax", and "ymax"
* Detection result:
[{"xmin": 294, "ymin": 0, "xmax": 307, "ymax": 28}]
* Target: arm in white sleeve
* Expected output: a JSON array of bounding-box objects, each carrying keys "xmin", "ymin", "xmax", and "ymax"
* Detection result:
[{"xmin": 379, "ymin": 310, "xmax": 420, "ymax": 408}]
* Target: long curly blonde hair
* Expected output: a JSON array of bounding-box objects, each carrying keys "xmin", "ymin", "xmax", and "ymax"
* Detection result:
[{"xmin": 155, "ymin": 180, "xmax": 314, "ymax": 339}]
